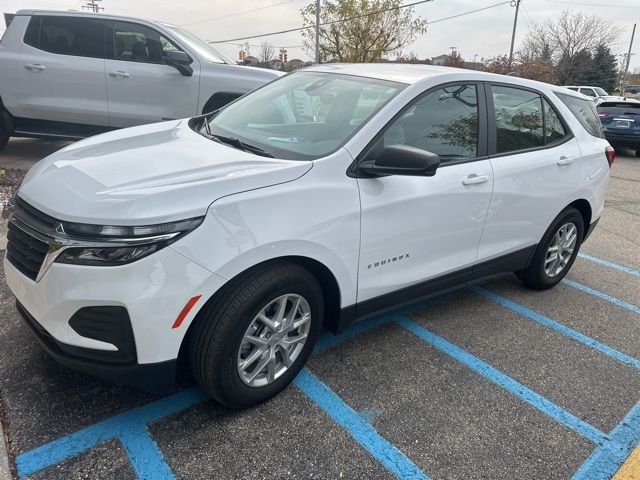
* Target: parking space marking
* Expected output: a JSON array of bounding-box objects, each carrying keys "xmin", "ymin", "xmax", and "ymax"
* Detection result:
[
  {"xmin": 394, "ymin": 315, "xmax": 607, "ymax": 444},
  {"xmin": 572, "ymin": 401, "xmax": 640, "ymax": 480},
  {"xmin": 613, "ymin": 443, "xmax": 640, "ymax": 480},
  {"xmin": 473, "ymin": 287, "xmax": 640, "ymax": 369},
  {"xmin": 578, "ymin": 253, "xmax": 640, "ymax": 278},
  {"xmin": 15, "ymin": 388, "xmax": 208, "ymax": 478},
  {"xmin": 294, "ymin": 370, "xmax": 428, "ymax": 480},
  {"xmin": 562, "ymin": 279, "xmax": 640, "ymax": 315}
]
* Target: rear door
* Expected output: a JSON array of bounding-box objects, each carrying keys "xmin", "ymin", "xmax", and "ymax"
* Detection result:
[
  {"xmin": 18, "ymin": 14, "xmax": 108, "ymax": 126},
  {"xmin": 477, "ymin": 84, "xmax": 582, "ymax": 266},
  {"xmin": 105, "ymin": 20, "xmax": 199, "ymax": 128}
]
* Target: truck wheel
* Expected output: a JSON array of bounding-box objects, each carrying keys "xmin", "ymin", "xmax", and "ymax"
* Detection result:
[
  {"xmin": 189, "ymin": 262, "xmax": 323, "ymax": 408},
  {"xmin": 517, "ymin": 207, "xmax": 584, "ymax": 290},
  {"xmin": 0, "ymin": 113, "xmax": 9, "ymax": 152}
]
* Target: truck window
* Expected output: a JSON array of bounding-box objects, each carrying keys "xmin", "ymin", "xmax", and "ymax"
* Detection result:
[{"xmin": 24, "ymin": 15, "xmax": 106, "ymax": 59}]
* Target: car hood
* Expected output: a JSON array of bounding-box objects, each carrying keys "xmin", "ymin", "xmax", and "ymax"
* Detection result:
[{"xmin": 18, "ymin": 120, "xmax": 312, "ymax": 225}]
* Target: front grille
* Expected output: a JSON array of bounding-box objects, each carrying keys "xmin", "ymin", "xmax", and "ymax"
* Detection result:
[
  {"xmin": 6, "ymin": 221, "xmax": 48, "ymax": 281},
  {"xmin": 15, "ymin": 196, "xmax": 58, "ymax": 228}
]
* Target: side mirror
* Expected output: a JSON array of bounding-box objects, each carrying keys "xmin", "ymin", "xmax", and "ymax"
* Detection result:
[
  {"xmin": 358, "ymin": 145, "xmax": 440, "ymax": 177},
  {"xmin": 165, "ymin": 50, "xmax": 193, "ymax": 77}
]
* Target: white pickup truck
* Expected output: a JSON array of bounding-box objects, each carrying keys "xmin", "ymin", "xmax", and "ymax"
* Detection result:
[{"xmin": 0, "ymin": 10, "xmax": 281, "ymax": 150}]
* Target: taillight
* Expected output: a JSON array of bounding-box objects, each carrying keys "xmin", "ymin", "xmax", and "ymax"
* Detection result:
[
  {"xmin": 598, "ymin": 112, "xmax": 608, "ymax": 117},
  {"xmin": 605, "ymin": 146, "xmax": 615, "ymax": 167}
]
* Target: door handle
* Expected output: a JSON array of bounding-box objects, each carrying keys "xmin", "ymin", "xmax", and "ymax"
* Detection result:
[
  {"xmin": 557, "ymin": 156, "xmax": 573, "ymax": 166},
  {"xmin": 462, "ymin": 174, "xmax": 489, "ymax": 186},
  {"xmin": 25, "ymin": 63, "xmax": 46, "ymax": 71},
  {"xmin": 109, "ymin": 71, "xmax": 130, "ymax": 78}
]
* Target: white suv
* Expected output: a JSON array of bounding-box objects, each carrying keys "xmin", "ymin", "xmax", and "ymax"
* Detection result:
[
  {"xmin": 0, "ymin": 10, "xmax": 281, "ymax": 150},
  {"xmin": 4, "ymin": 64, "xmax": 612, "ymax": 407}
]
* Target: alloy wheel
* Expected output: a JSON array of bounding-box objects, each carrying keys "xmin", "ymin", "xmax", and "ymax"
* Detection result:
[
  {"xmin": 544, "ymin": 222, "xmax": 578, "ymax": 277},
  {"xmin": 237, "ymin": 294, "xmax": 311, "ymax": 387}
]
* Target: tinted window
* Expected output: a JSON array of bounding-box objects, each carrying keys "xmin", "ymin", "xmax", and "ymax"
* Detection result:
[
  {"xmin": 112, "ymin": 21, "xmax": 181, "ymax": 64},
  {"xmin": 492, "ymin": 86, "xmax": 544, "ymax": 154},
  {"xmin": 543, "ymin": 99, "xmax": 567, "ymax": 144},
  {"xmin": 580, "ymin": 88, "xmax": 597, "ymax": 97},
  {"xmin": 381, "ymin": 84, "xmax": 479, "ymax": 162},
  {"xmin": 31, "ymin": 16, "xmax": 106, "ymax": 58},
  {"xmin": 557, "ymin": 93, "xmax": 604, "ymax": 138},
  {"xmin": 598, "ymin": 102, "xmax": 640, "ymax": 110}
]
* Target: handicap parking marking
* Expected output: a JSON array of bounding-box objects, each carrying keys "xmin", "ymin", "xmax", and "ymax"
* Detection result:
[
  {"xmin": 294, "ymin": 370, "xmax": 428, "ymax": 480},
  {"xmin": 472, "ymin": 287, "xmax": 640, "ymax": 370},
  {"xmin": 562, "ymin": 279, "xmax": 640, "ymax": 315},
  {"xmin": 578, "ymin": 253, "xmax": 640, "ymax": 278},
  {"xmin": 393, "ymin": 314, "xmax": 607, "ymax": 444},
  {"xmin": 572, "ymin": 401, "xmax": 640, "ymax": 480}
]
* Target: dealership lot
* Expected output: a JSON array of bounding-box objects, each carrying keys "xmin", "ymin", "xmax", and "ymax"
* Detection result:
[{"xmin": 0, "ymin": 139, "xmax": 639, "ymax": 479}]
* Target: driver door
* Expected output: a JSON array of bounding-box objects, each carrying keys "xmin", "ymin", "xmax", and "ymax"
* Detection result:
[{"xmin": 356, "ymin": 83, "xmax": 494, "ymax": 305}]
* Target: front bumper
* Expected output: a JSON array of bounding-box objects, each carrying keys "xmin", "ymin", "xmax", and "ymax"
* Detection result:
[
  {"xmin": 16, "ymin": 301, "xmax": 176, "ymax": 393},
  {"xmin": 4, "ymin": 244, "xmax": 226, "ymax": 381}
]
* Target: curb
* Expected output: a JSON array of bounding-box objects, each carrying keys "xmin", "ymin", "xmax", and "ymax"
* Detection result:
[{"xmin": 0, "ymin": 419, "xmax": 10, "ymax": 480}]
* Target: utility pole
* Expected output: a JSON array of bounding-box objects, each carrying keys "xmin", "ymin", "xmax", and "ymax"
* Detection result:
[
  {"xmin": 508, "ymin": 0, "xmax": 521, "ymax": 66},
  {"xmin": 315, "ymin": 0, "xmax": 321, "ymax": 64},
  {"xmin": 621, "ymin": 23, "xmax": 637, "ymax": 96},
  {"xmin": 81, "ymin": 0, "xmax": 103, "ymax": 13}
]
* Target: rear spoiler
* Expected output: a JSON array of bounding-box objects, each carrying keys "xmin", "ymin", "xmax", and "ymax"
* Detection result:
[{"xmin": 4, "ymin": 13, "xmax": 14, "ymax": 28}]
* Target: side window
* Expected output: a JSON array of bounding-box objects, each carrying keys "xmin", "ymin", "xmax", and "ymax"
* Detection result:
[
  {"xmin": 556, "ymin": 93, "xmax": 604, "ymax": 138},
  {"xmin": 491, "ymin": 85, "xmax": 544, "ymax": 154},
  {"xmin": 112, "ymin": 21, "xmax": 182, "ymax": 64},
  {"xmin": 380, "ymin": 84, "xmax": 479, "ymax": 163},
  {"xmin": 34, "ymin": 16, "xmax": 105, "ymax": 58},
  {"xmin": 580, "ymin": 88, "xmax": 596, "ymax": 97},
  {"xmin": 543, "ymin": 99, "xmax": 567, "ymax": 144}
]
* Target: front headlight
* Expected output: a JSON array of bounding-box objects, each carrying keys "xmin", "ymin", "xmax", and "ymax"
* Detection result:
[{"xmin": 55, "ymin": 217, "xmax": 203, "ymax": 266}]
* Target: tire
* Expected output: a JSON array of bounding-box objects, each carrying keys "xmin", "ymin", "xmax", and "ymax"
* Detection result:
[
  {"xmin": 517, "ymin": 207, "xmax": 584, "ymax": 290},
  {"xmin": 0, "ymin": 113, "xmax": 9, "ymax": 152},
  {"xmin": 189, "ymin": 261, "xmax": 323, "ymax": 408},
  {"xmin": 635, "ymin": 149, "xmax": 640, "ymax": 158}
]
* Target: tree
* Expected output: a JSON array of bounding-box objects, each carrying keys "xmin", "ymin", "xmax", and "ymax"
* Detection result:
[
  {"xmin": 443, "ymin": 50, "xmax": 465, "ymax": 68},
  {"xmin": 555, "ymin": 49, "xmax": 593, "ymax": 85},
  {"xmin": 258, "ymin": 42, "xmax": 275, "ymax": 65},
  {"xmin": 586, "ymin": 44, "xmax": 618, "ymax": 92},
  {"xmin": 300, "ymin": 0, "xmax": 427, "ymax": 63},
  {"xmin": 516, "ymin": 51, "xmax": 555, "ymax": 83},
  {"xmin": 482, "ymin": 55, "xmax": 512, "ymax": 75}
]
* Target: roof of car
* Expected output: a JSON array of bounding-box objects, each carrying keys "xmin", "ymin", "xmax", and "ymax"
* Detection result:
[{"xmin": 14, "ymin": 9, "xmax": 164, "ymax": 26}]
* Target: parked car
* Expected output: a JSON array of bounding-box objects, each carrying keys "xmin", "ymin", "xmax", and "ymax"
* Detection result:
[
  {"xmin": 0, "ymin": 10, "xmax": 281, "ymax": 151},
  {"xmin": 4, "ymin": 65, "xmax": 612, "ymax": 407},
  {"xmin": 625, "ymin": 85, "xmax": 640, "ymax": 94},
  {"xmin": 564, "ymin": 85, "xmax": 611, "ymax": 98},
  {"xmin": 597, "ymin": 98, "xmax": 640, "ymax": 156}
]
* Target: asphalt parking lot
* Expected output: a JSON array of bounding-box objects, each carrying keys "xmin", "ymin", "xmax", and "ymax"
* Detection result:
[{"xmin": 0, "ymin": 138, "xmax": 639, "ymax": 479}]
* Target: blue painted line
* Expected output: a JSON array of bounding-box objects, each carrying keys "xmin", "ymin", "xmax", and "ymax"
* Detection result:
[
  {"xmin": 16, "ymin": 388, "xmax": 208, "ymax": 477},
  {"xmin": 394, "ymin": 315, "xmax": 607, "ymax": 444},
  {"xmin": 578, "ymin": 253, "xmax": 640, "ymax": 278},
  {"xmin": 119, "ymin": 424, "xmax": 175, "ymax": 480},
  {"xmin": 572, "ymin": 401, "xmax": 640, "ymax": 480},
  {"xmin": 473, "ymin": 287, "xmax": 640, "ymax": 370},
  {"xmin": 294, "ymin": 369, "xmax": 428, "ymax": 480},
  {"xmin": 563, "ymin": 279, "xmax": 640, "ymax": 315}
]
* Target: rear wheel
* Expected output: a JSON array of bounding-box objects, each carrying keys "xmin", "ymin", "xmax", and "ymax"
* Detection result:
[
  {"xmin": 0, "ymin": 112, "xmax": 9, "ymax": 152},
  {"xmin": 517, "ymin": 207, "xmax": 584, "ymax": 290},
  {"xmin": 189, "ymin": 262, "xmax": 323, "ymax": 408},
  {"xmin": 635, "ymin": 149, "xmax": 640, "ymax": 158}
]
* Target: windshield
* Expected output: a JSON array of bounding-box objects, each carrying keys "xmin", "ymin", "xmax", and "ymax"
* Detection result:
[
  {"xmin": 594, "ymin": 87, "xmax": 608, "ymax": 96},
  {"xmin": 202, "ymin": 72, "xmax": 406, "ymax": 160},
  {"xmin": 163, "ymin": 24, "xmax": 232, "ymax": 64}
]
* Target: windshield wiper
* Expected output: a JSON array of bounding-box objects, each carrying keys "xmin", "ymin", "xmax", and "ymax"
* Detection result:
[{"xmin": 210, "ymin": 134, "xmax": 275, "ymax": 158}]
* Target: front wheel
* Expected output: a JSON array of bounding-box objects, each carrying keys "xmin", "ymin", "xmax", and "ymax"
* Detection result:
[
  {"xmin": 188, "ymin": 262, "xmax": 323, "ymax": 408},
  {"xmin": 517, "ymin": 207, "xmax": 584, "ymax": 290}
]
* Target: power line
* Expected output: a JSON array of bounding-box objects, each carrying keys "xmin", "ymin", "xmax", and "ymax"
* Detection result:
[
  {"xmin": 210, "ymin": 0, "xmax": 510, "ymax": 44},
  {"xmin": 180, "ymin": 0, "xmax": 302, "ymax": 26}
]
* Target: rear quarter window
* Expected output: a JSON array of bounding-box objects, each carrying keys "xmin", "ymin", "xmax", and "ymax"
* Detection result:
[{"xmin": 556, "ymin": 93, "xmax": 604, "ymax": 139}]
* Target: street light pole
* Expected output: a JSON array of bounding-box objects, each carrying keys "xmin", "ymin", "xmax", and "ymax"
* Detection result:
[
  {"xmin": 508, "ymin": 0, "xmax": 521, "ymax": 67},
  {"xmin": 315, "ymin": 0, "xmax": 321, "ymax": 64},
  {"xmin": 621, "ymin": 23, "xmax": 637, "ymax": 96}
]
